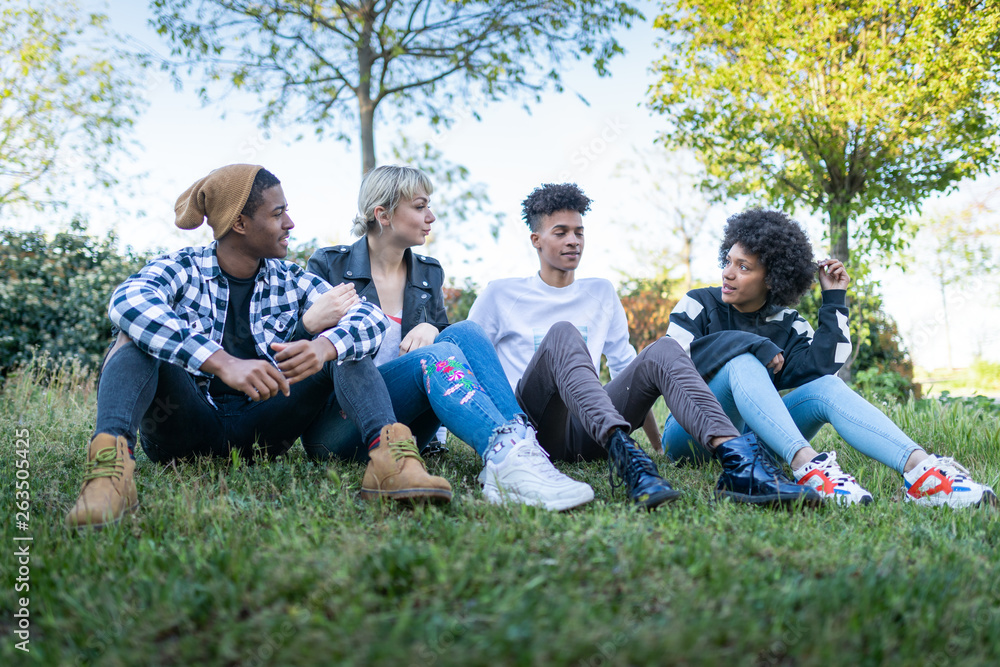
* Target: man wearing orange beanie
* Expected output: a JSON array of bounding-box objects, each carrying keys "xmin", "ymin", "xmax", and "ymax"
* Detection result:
[{"xmin": 66, "ymin": 164, "xmax": 451, "ymax": 530}]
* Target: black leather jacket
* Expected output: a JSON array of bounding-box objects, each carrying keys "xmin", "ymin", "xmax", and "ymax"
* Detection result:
[{"xmin": 306, "ymin": 237, "xmax": 449, "ymax": 338}]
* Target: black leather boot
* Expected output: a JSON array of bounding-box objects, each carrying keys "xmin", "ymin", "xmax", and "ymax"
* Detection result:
[
  {"xmin": 608, "ymin": 429, "xmax": 682, "ymax": 509},
  {"xmin": 714, "ymin": 433, "xmax": 823, "ymax": 507}
]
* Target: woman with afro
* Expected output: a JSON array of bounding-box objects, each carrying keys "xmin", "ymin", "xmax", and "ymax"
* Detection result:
[{"xmin": 662, "ymin": 208, "xmax": 995, "ymax": 508}]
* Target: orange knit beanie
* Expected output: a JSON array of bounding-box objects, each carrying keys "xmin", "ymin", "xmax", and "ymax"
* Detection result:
[{"xmin": 174, "ymin": 164, "xmax": 263, "ymax": 240}]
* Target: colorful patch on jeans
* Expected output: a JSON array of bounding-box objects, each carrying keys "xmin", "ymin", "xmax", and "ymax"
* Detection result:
[{"xmin": 421, "ymin": 356, "xmax": 482, "ymax": 405}]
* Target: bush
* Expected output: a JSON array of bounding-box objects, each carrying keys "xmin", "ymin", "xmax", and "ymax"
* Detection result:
[
  {"xmin": 0, "ymin": 220, "xmax": 146, "ymax": 373},
  {"xmin": 853, "ymin": 368, "xmax": 915, "ymax": 404},
  {"xmin": 795, "ymin": 263, "xmax": 915, "ymax": 398},
  {"xmin": 442, "ymin": 278, "xmax": 478, "ymax": 323},
  {"xmin": 971, "ymin": 359, "xmax": 1000, "ymax": 390},
  {"xmin": 618, "ymin": 275, "xmax": 681, "ymax": 351}
]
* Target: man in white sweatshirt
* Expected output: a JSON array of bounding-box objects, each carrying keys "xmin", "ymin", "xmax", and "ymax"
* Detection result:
[{"xmin": 467, "ymin": 183, "xmax": 820, "ymax": 508}]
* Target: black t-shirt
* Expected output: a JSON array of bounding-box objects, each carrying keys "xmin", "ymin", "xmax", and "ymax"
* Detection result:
[{"xmin": 209, "ymin": 268, "xmax": 262, "ymax": 397}]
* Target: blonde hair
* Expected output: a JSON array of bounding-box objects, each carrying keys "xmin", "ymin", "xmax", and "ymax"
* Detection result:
[{"xmin": 351, "ymin": 165, "xmax": 434, "ymax": 237}]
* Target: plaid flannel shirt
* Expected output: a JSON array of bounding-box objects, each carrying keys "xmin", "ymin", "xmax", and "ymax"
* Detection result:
[{"xmin": 108, "ymin": 242, "xmax": 388, "ymax": 376}]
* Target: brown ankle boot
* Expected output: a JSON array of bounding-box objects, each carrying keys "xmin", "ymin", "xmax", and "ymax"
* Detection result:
[
  {"xmin": 65, "ymin": 434, "xmax": 138, "ymax": 529},
  {"xmin": 361, "ymin": 424, "xmax": 452, "ymax": 502}
]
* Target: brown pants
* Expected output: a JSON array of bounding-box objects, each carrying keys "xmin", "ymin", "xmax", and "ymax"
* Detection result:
[{"xmin": 515, "ymin": 321, "xmax": 739, "ymax": 462}]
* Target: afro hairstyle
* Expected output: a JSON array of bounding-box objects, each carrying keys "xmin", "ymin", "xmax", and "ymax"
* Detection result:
[
  {"xmin": 719, "ymin": 208, "xmax": 817, "ymax": 308},
  {"xmin": 521, "ymin": 183, "xmax": 592, "ymax": 231}
]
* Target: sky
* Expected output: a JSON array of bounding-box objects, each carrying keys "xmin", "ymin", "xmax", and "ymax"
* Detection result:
[{"xmin": 10, "ymin": 0, "xmax": 1000, "ymax": 373}]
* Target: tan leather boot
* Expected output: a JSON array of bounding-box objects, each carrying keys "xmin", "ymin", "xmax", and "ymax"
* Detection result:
[
  {"xmin": 65, "ymin": 434, "xmax": 138, "ymax": 529},
  {"xmin": 361, "ymin": 424, "xmax": 452, "ymax": 502}
]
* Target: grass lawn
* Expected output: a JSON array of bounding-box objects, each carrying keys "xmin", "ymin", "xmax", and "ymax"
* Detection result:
[{"xmin": 2, "ymin": 360, "xmax": 1000, "ymax": 666}]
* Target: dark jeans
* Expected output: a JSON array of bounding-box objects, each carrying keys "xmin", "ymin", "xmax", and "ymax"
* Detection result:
[
  {"xmin": 516, "ymin": 321, "xmax": 740, "ymax": 462},
  {"xmin": 93, "ymin": 340, "xmax": 365, "ymax": 462}
]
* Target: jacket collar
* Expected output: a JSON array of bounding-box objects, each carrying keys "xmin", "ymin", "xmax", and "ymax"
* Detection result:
[{"xmin": 347, "ymin": 236, "xmax": 425, "ymax": 288}]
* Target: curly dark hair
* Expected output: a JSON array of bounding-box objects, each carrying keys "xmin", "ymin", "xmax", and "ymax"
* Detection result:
[
  {"xmin": 719, "ymin": 209, "xmax": 816, "ymax": 308},
  {"xmin": 241, "ymin": 168, "xmax": 281, "ymax": 218},
  {"xmin": 521, "ymin": 183, "xmax": 592, "ymax": 231}
]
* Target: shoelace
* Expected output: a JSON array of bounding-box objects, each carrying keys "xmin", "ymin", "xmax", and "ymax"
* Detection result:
[
  {"xmin": 811, "ymin": 451, "xmax": 858, "ymax": 485},
  {"xmin": 514, "ymin": 441, "xmax": 567, "ymax": 482},
  {"xmin": 608, "ymin": 440, "xmax": 658, "ymax": 492},
  {"xmin": 83, "ymin": 447, "xmax": 124, "ymax": 482},
  {"xmin": 753, "ymin": 441, "xmax": 786, "ymax": 480},
  {"xmin": 928, "ymin": 456, "xmax": 971, "ymax": 481},
  {"xmin": 387, "ymin": 437, "xmax": 425, "ymax": 465}
]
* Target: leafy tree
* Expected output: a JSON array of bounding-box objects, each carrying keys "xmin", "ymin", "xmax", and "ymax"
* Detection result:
[
  {"xmin": 649, "ymin": 1, "xmax": 1000, "ymax": 263},
  {"xmin": 0, "ymin": 220, "xmax": 147, "ymax": 373},
  {"xmin": 0, "ymin": 1, "xmax": 145, "ymax": 213},
  {"xmin": 151, "ymin": 0, "xmax": 642, "ymax": 174},
  {"xmin": 615, "ymin": 148, "xmax": 725, "ymax": 292}
]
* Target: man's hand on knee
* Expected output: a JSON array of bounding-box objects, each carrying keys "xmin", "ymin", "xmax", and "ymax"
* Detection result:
[
  {"xmin": 202, "ymin": 350, "xmax": 291, "ymax": 400},
  {"xmin": 271, "ymin": 339, "xmax": 336, "ymax": 385}
]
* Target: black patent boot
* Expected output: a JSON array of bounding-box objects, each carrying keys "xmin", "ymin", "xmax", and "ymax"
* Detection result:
[
  {"xmin": 608, "ymin": 429, "xmax": 682, "ymax": 509},
  {"xmin": 714, "ymin": 432, "xmax": 823, "ymax": 507}
]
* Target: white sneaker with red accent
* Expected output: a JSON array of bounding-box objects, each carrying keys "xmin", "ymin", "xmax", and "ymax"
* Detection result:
[
  {"xmin": 903, "ymin": 455, "xmax": 997, "ymax": 508},
  {"xmin": 794, "ymin": 451, "xmax": 873, "ymax": 506}
]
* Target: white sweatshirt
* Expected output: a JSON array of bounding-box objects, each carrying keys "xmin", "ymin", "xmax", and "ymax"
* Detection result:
[{"xmin": 467, "ymin": 273, "xmax": 637, "ymax": 390}]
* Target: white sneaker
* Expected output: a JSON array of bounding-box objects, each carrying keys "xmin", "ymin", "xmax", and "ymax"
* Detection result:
[
  {"xmin": 794, "ymin": 451, "xmax": 873, "ymax": 506},
  {"xmin": 903, "ymin": 455, "xmax": 997, "ymax": 508},
  {"xmin": 479, "ymin": 431, "xmax": 594, "ymax": 512}
]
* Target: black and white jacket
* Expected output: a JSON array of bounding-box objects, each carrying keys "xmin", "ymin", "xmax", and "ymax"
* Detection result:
[{"xmin": 666, "ymin": 287, "xmax": 852, "ymax": 390}]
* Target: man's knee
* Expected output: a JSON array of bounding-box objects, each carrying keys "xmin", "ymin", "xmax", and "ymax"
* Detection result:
[
  {"xmin": 439, "ymin": 319, "xmax": 484, "ymax": 341},
  {"xmin": 102, "ymin": 332, "xmax": 134, "ymax": 372},
  {"xmin": 802, "ymin": 373, "xmax": 847, "ymax": 393},
  {"xmin": 539, "ymin": 321, "xmax": 585, "ymax": 349},
  {"xmin": 643, "ymin": 336, "xmax": 687, "ymax": 365}
]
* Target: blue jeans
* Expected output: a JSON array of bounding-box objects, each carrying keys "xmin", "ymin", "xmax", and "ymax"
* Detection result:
[
  {"xmin": 302, "ymin": 320, "xmax": 522, "ymax": 462},
  {"xmin": 662, "ymin": 353, "xmax": 920, "ymax": 473},
  {"xmin": 93, "ymin": 338, "xmax": 364, "ymax": 461}
]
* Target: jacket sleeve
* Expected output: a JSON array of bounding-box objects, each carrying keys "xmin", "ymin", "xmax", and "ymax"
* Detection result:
[
  {"xmin": 319, "ymin": 300, "xmax": 389, "ymax": 363},
  {"xmin": 665, "ymin": 290, "xmax": 781, "ymax": 381},
  {"xmin": 774, "ymin": 290, "xmax": 851, "ymax": 390},
  {"xmin": 108, "ymin": 257, "xmax": 223, "ymax": 376}
]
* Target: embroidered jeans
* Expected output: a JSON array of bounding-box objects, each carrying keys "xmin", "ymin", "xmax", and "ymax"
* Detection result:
[{"xmin": 302, "ymin": 320, "xmax": 523, "ymax": 461}]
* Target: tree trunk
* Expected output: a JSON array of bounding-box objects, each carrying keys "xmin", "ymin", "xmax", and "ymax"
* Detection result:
[
  {"xmin": 829, "ymin": 208, "xmax": 849, "ymax": 263},
  {"xmin": 682, "ymin": 235, "xmax": 694, "ymax": 293},
  {"xmin": 939, "ymin": 281, "xmax": 953, "ymax": 370},
  {"xmin": 357, "ymin": 5, "xmax": 376, "ymax": 175},
  {"xmin": 359, "ymin": 99, "xmax": 376, "ymax": 175}
]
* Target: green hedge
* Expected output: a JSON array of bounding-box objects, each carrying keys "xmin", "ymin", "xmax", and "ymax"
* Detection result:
[{"xmin": 0, "ymin": 220, "xmax": 146, "ymax": 373}]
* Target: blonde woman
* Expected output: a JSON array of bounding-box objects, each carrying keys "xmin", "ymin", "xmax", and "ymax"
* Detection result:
[{"xmin": 301, "ymin": 165, "xmax": 593, "ymax": 511}]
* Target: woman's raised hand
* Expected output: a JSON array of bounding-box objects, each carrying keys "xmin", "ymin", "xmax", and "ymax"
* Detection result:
[{"xmin": 817, "ymin": 258, "xmax": 850, "ymax": 291}]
